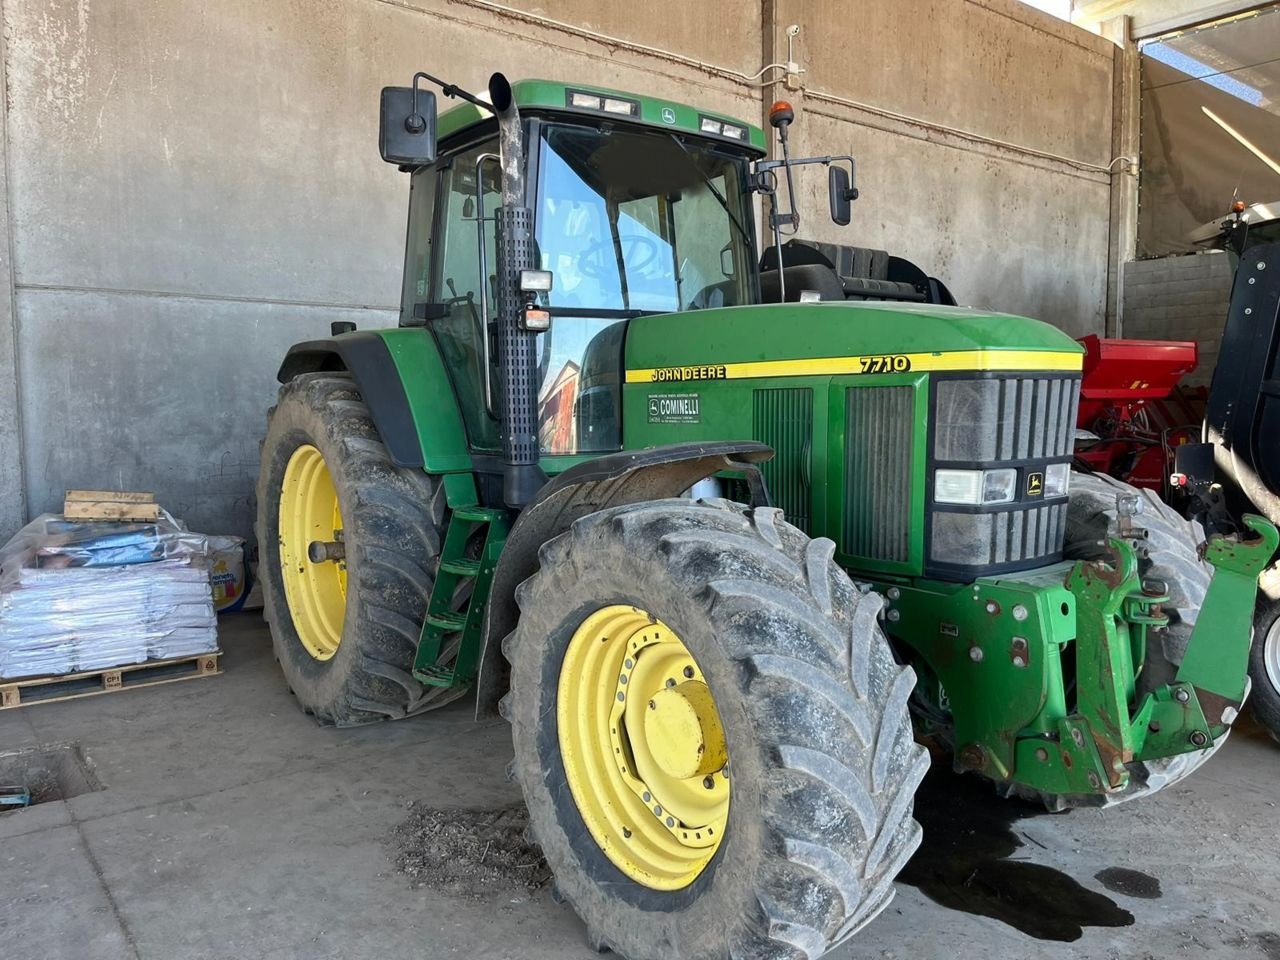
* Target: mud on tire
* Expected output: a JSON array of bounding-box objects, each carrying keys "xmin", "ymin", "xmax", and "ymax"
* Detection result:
[
  {"xmin": 503, "ymin": 498, "xmax": 929, "ymax": 959},
  {"xmin": 256, "ymin": 373, "xmax": 462, "ymax": 725}
]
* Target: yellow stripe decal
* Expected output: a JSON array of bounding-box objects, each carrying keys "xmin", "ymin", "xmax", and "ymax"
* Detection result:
[{"xmin": 626, "ymin": 350, "xmax": 1083, "ymax": 384}]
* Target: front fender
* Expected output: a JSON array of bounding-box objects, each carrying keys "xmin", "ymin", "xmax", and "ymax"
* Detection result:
[{"xmin": 473, "ymin": 441, "xmax": 773, "ymax": 719}]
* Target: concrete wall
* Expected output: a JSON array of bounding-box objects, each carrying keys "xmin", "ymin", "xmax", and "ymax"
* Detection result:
[
  {"xmin": 776, "ymin": 0, "xmax": 1116, "ymax": 334},
  {"xmin": 1122, "ymin": 252, "xmax": 1232, "ymax": 385},
  {"xmin": 0, "ymin": 0, "xmax": 1116, "ymax": 542}
]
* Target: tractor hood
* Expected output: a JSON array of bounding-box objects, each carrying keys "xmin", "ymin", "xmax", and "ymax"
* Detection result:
[{"xmin": 623, "ymin": 302, "xmax": 1084, "ymax": 385}]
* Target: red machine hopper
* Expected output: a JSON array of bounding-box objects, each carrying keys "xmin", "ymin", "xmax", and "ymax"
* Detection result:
[{"xmin": 1074, "ymin": 335, "xmax": 1204, "ymax": 492}]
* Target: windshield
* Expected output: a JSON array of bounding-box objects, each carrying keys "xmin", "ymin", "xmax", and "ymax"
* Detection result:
[
  {"xmin": 535, "ymin": 124, "xmax": 753, "ymax": 313},
  {"xmin": 525, "ymin": 124, "xmax": 752, "ymax": 457}
]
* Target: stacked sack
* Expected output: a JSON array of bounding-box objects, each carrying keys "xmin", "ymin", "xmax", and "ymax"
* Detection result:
[{"xmin": 0, "ymin": 512, "xmax": 228, "ymax": 679}]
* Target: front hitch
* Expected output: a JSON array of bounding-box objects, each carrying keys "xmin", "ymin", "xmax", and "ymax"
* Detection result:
[
  {"xmin": 1167, "ymin": 515, "xmax": 1280, "ymax": 732},
  {"xmin": 1065, "ymin": 535, "xmax": 1162, "ymax": 788},
  {"xmin": 1066, "ymin": 514, "xmax": 1279, "ymax": 791}
]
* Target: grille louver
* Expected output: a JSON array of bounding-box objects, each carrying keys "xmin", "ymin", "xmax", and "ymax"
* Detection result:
[
  {"xmin": 934, "ymin": 377, "xmax": 1080, "ymax": 462},
  {"xmin": 844, "ymin": 386, "xmax": 913, "ymax": 562},
  {"xmin": 752, "ymin": 388, "xmax": 813, "ymax": 533},
  {"xmin": 998, "ymin": 377, "xmax": 1078, "ymax": 460}
]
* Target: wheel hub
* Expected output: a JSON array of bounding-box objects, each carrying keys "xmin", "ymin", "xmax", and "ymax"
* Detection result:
[
  {"xmin": 558, "ymin": 605, "xmax": 730, "ymax": 891},
  {"xmin": 644, "ymin": 682, "xmax": 727, "ymax": 781},
  {"xmin": 278, "ymin": 444, "xmax": 347, "ymax": 661}
]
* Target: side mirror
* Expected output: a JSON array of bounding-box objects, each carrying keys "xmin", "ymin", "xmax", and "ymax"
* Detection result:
[
  {"xmin": 379, "ymin": 80, "xmax": 437, "ymax": 166},
  {"xmin": 828, "ymin": 165, "xmax": 856, "ymax": 226}
]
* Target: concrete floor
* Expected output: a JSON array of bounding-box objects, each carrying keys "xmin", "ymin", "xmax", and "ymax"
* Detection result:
[{"xmin": 3, "ymin": 613, "xmax": 1279, "ymax": 960}]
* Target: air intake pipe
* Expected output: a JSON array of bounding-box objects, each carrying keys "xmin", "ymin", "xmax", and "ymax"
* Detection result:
[{"xmin": 488, "ymin": 72, "xmax": 545, "ymax": 508}]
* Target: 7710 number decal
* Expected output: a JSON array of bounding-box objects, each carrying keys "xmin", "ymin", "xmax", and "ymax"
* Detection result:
[{"xmin": 858, "ymin": 354, "xmax": 912, "ymax": 374}]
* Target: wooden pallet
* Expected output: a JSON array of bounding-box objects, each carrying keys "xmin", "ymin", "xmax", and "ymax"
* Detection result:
[
  {"xmin": 63, "ymin": 489, "xmax": 159, "ymax": 522},
  {"xmin": 0, "ymin": 652, "xmax": 222, "ymax": 709}
]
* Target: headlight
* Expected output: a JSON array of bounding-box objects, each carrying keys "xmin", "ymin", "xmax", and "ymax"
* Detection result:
[
  {"xmin": 981, "ymin": 468, "xmax": 1017, "ymax": 504},
  {"xmin": 1044, "ymin": 462, "xmax": 1071, "ymax": 498},
  {"xmin": 935, "ymin": 468, "xmax": 1017, "ymax": 505},
  {"xmin": 935, "ymin": 469, "xmax": 982, "ymax": 504}
]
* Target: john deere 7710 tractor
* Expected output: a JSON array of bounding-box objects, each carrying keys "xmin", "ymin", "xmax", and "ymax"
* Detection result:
[{"xmin": 256, "ymin": 71, "xmax": 1277, "ymax": 959}]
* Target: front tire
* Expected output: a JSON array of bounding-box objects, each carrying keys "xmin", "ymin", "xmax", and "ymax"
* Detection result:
[
  {"xmin": 503, "ymin": 499, "xmax": 928, "ymax": 959},
  {"xmin": 1247, "ymin": 578, "xmax": 1280, "ymax": 743},
  {"xmin": 256, "ymin": 373, "xmax": 460, "ymax": 725}
]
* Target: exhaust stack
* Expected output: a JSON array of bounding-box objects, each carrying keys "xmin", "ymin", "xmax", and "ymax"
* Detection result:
[{"xmin": 488, "ymin": 73, "xmax": 545, "ymax": 508}]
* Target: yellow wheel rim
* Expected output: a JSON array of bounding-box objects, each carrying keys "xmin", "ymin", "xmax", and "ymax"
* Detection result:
[
  {"xmin": 558, "ymin": 605, "xmax": 730, "ymax": 890},
  {"xmin": 278, "ymin": 444, "xmax": 347, "ymax": 661}
]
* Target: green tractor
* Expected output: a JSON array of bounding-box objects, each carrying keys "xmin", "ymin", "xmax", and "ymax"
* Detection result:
[{"xmin": 256, "ymin": 70, "xmax": 1277, "ymax": 958}]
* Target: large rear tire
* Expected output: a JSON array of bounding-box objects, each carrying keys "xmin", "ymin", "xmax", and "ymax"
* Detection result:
[
  {"xmin": 504, "ymin": 498, "xmax": 929, "ymax": 959},
  {"xmin": 256, "ymin": 373, "xmax": 462, "ymax": 725},
  {"xmin": 1038, "ymin": 470, "xmax": 1229, "ymax": 807}
]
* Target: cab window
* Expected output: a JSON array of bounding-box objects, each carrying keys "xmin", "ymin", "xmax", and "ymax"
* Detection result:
[{"xmin": 431, "ymin": 141, "xmax": 502, "ymax": 452}]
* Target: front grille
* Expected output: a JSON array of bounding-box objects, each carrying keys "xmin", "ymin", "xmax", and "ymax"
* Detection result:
[
  {"xmin": 929, "ymin": 503, "xmax": 1069, "ymax": 567},
  {"xmin": 934, "ymin": 377, "xmax": 1079, "ymax": 462},
  {"xmin": 753, "ymin": 388, "xmax": 813, "ymax": 533},
  {"xmin": 928, "ymin": 374, "xmax": 1081, "ymax": 577},
  {"xmin": 844, "ymin": 386, "xmax": 913, "ymax": 562}
]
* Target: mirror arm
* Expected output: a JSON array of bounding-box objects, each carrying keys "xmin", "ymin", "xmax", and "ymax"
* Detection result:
[
  {"xmin": 756, "ymin": 153, "xmax": 855, "ymax": 174},
  {"xmin": 410, "ymin": 71, "xmax": 491, "ymax": 112},
  {"xmin": 839, "ymin": 156, "xmax": 859, "ymax": 202},
  {"xmin": 749, "ymin": 152, "xmax": 859, "ymax": 301}
]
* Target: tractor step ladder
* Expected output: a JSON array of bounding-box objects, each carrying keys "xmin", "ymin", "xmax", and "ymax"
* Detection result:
[{"xmin": 412, "ymin": 506, "xmax": 509, "ymax": 689}]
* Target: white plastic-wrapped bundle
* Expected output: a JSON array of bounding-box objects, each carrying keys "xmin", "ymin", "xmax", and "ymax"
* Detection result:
[{"xmin": 0, "ymin": 512, "xmax": 219, "ymax": 680}]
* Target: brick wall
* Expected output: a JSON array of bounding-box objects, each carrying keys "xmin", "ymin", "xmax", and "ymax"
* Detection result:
[{"xmin": 1121, "ymin": 252, "xmax": 1233, "ymax": 385}]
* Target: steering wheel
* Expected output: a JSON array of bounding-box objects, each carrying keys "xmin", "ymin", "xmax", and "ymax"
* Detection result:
[{"xmin": 578, "ymin": 235, "xmax": 661, "ymax": 279}]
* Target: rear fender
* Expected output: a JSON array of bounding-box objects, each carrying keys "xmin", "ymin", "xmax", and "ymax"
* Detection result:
[
  {"xmin": 278, "ymin": 329, "xmax": 471, "ymax": 472},
  {"xmin": 473, "ymin": 441, "xmax": 773, "ymax": 718}
]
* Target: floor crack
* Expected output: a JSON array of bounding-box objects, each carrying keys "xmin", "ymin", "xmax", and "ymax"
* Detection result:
[{"xmin": 71, "ymin": 815, "xmax": 143, "ymax": 960}]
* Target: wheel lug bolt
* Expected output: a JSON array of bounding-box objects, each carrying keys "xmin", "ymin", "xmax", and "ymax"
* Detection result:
[
  {"xmin": 703, "ymin": 776, "xmax": 715, "ymax": 789},
  {"xmin": 683, "ymin": 666, "xmax": 694, "ymax": 678},
  {"xmin": 648, "ymin": 699, "xmax": 656, "ymax": 709}
]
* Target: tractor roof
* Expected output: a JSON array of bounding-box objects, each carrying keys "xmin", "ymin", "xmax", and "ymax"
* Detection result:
[{"xmin": 436, "ymin": 79, "xmax": 768, "ymax": 154}]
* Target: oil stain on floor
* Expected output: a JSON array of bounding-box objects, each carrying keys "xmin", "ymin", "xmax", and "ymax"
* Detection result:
[
  {"xmin": 1095, "ymin": 866, "xmax": 1162, "ymax": 900},
  {"xmin": 898, "ymin": 763, "xmax": 1135, "ymax": 941}
]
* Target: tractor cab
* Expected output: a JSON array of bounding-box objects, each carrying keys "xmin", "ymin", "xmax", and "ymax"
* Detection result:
[
  {"xmin": 391, "ymin": 80, "xmax": 772, "ymax": 462},
  {"xmin": 400, "ymin": 94, "xmax": 767, "ymax": 459}
]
